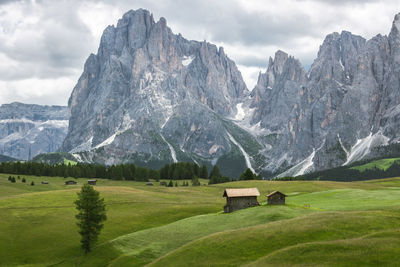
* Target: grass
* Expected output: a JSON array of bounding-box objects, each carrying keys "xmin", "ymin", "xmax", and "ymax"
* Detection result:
[
  {"xmin": 64, "ymin": 159, "xmax": 78, "ymax": 165},
  {"xmin": 80, "ymin": 205, "xmax": 314, "ymax": 266},
  {"xmin": 248, "ymin": 230, "xmax": 400, "ymax": 266},
  {"xmin": 1, "ymin": 173, "xmax": 400, "ymax": 266},
  {"xmin": 150, "ymin": 210, "xmax": 400, "ymax": 267},
  {"xmin": 351, "ymin": 157, "xmax": 400, "ymax": 172}
]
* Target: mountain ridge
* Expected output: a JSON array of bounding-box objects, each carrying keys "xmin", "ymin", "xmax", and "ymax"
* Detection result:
[{"xmin": 4, "ymin": 9, "xmax": 400, "ymax": 178}]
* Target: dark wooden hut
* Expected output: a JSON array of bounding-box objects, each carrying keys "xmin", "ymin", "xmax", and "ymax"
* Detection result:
[
  {"xmin": 65, "ymin": 180, "xmax": 77, "ymax": 185},
  {"xmin": 223, "ymin": 188, "xmax": 260, "ymax": 213},
  {"xmin": 88, "ymin": 179, "xmax": 97, "ymax": 185},
  {"xmin": 267, "ymin": 191, "xmax": 286, "ymax": 205},
  {"xmin": 160, "ymin": 181, "xmax": 167, "ymax": 186},
  {"xmin": 146, "ymin": 182, "xmax": 154, "ymax": 186}
]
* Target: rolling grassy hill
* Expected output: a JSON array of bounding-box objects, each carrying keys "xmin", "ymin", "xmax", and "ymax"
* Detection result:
[
  {"xmin": 1, "ymin": 174, "xmax": 400, "ymax": 266},
  {"xmin": 31, "ymin": 152, "xmax": 78, "ymax": 165},
  {"xmin": 351, "ymin": 157, "xmax": 400, "ymax": 172}
]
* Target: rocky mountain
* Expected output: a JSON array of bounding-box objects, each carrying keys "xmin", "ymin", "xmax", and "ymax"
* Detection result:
[
  {"xmin": 0, "ymin": 102, "xmax": 69, "ymax": 160},
  {"xmin": 247, "ymin": 13, "xmax": 400, "ymax": 177},
  {"xmin": 62, "ymin": 9, "xmax": 400, "ymax": 178},
  {"xmin": 61, "ymin": 9, "xmax": 262, "ymax": 177}
]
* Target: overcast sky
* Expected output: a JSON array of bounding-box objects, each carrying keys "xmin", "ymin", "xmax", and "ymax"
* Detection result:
[{"xmin": 0, "ymin": 0, "xmax": 399, "ymax": 106}]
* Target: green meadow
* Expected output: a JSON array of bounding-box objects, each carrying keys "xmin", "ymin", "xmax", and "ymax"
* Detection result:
[
  {"xmin": 351, "ymin": 157, "xmax": 400, "ymax": 172},
  {"xmin": 1, "ymin": 174, "xmax": 400, "ymax": 266}
]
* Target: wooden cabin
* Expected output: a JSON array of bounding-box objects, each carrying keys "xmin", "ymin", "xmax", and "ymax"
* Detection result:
[
  {"xmin": 160, "ymin": 181, "xmax": 167, "ymax": 186},
  {"xmin": 65, "ymin": 180, "xmax": 77, "ymax": 185},
  {"xmin": 146, "ymin": 182, "xmax": 154, "ymax": 186},
  {"xmin": 223, "ymin": 188, "xmax": 260, "ymax": 213},
  {"xmin": 267, "ymin": 191, "xmax": 286, "ymax": 205},
  {"xmin": 88, "ymin": 179, "xmax": 97, "ymax": 185},
  {"xmin": 41, "ymin": 181, "xmax": 49, "ymax": 184}
]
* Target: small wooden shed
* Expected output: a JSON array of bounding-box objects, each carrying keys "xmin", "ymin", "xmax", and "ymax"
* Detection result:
[
  {"xmin": 146, "ymin": 182, "xmax": 154, "ymax": 186},
  {"xmin": 160, "ymin": 181, "xmax": 167, "ymax": 186},
  {"xmin": 65, "ymin": 180, "xmax": 77, "ymax": 185},
  {"xmin": 88, "ymin": 179, "xmax": 97, "ymax": 185},
  {"xmin": 267, "ymin": 191, "xmax": 286, "ymax": 205},
  {"xmin": 223, "ymin": 188, "xmax": 260, "ymax": 213}
]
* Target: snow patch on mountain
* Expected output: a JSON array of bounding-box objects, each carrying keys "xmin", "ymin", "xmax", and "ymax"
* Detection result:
[
  {"xmin": 343, "ymin": 131, "xmax": 390, "ymax": 165},
  {"xmin": 94, "ymin": 133, "xmax": 117, "ymax": 149},
  {"xmin": 70, "ymin": 137, "xmax": 93, "ymax": 153},
  {"xmin": 160, "ymin": 134, "xmax": 177, "ymax": 163},
  {"xmin": 182, "ymin": 55, "xmax": 195, "ymax": 66},
  {"xmin": 227, "ymin": 132, "xmax": 255, "ymax": 173},
  {"xmin": 337, "ymin": 133, "xmax": 350, "ymax": 158},
  {"xmin": 234, "ymin": 103, "xmax": 245, "ymax": 120}
]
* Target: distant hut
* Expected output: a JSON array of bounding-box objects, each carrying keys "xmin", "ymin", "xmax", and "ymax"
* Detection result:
[
  {"xmin": 146, "ymin": 182, "xmax": 154, "ymax": 186},
  {"xmin": 267, "ymin": 191, "xmax": 286, "ymax": 205},
  {"xmin": 160, "ymin": 181, "xmax": 167, "ymax": 186},
  {"xmin": 88, "ymin": 179, "xmax": 97, "ymax": 185},
  {"xmin": 41, "ymin": 181, "xmax": 49, "ymax": 184},
  {"xmin": 223, "ymin": 188, "xmax": 260, "ymax": 213},
  {"xmin": 65, "ymin": 180, "xmax": 77, "ymax": 185}
]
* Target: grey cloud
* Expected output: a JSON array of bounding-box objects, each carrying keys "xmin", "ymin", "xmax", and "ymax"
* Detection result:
[
  {"xmin": 236, "ymin": 56, "xmax": 270, "ymax": 68},
  {"xmin": 0, "ymin": 0, "xmax": 95, "ymax": 77},
  {"xmin": 297, "ymin": 0, "xmax": 378, "ymax": 5},
  {"xmin": 0, "ymin": 0, "xmax": 22, "ymax": 5}
]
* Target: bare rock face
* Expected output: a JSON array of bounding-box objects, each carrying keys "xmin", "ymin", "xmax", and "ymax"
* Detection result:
[
  {"xmin": 61, "ymin": 9, "xmax": 254, "ymax": 174},
  {"xmin": 0, "ymin": 102, "xmax": 68, "ymax": 160},
  {"xmin": 249, "ymin": 13, "xmax": 400, "ymax": 176},
  {"xmin": 61, "ymin": 9, "xmax": 400, "ymax": 177}
]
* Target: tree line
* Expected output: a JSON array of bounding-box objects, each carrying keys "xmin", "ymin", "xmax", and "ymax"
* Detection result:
[
  {"xmin": 276, "ymin": 161, "xmax": 400, "ymax": 182},
  {"xmin": 0, "ymin": 161, "xmax": 260, "ymax": 184},
  {"xmin": 0, "ymin": 161, "xmax": 210, "ymax": 182}
]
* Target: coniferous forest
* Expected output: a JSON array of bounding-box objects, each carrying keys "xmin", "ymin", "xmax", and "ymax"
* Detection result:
[{"xmin": 0, "ymin": 161, "xmax": 211, "ymax": 182}]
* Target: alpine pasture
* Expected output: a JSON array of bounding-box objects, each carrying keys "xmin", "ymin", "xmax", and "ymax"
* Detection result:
[{"xmin": 1, "ymin": 174, "xmax": 400, "ymax": 266}]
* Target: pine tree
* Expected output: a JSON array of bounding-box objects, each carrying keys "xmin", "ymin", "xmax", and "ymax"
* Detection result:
[
  {"xmin": 200, "ymin": 165, "xmax": 208, "ymax": 179},
  {"xmin": 209, "ymin": 165, "xmax": 222, "ymax": 184},
  {"xmin": 239, "ymin": 168, "xmax": 255, "ymax": 180},
  {"xmin": 22, "ymin": 177, "xmax": 26, "ymax": 183},
  {"xmin": 75, "ymin": 184, "xmax": 107, "ymax": 254},
  {"xmin": 30, "ymin": 181, "xmax": 35, "ymax": 186},
  {"xmin": 168, "ymin": 180, "xmax": 173, "ymax": 187},
  {"xmin": 192, "ymin": 176, "xmax": 200, "ymax": 186}
]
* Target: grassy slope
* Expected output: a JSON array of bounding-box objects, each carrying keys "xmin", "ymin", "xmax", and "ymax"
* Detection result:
[
  {"xmin": 151, "ymin": 210, "xmax": 400, "ymax": 267},
  {"xmin": 0, "ymin": 174, "xmax": 220, "ymax": 266},
  {"xmin": 1, "ymin": 175, "xmax": 400, "ymax": 266},
  {"xmin": 248, "ymin": 229, "xmax": 400, "ymax": 266},
  {"xmin": 80, "ymin": 205, "xmax": 314, "ymax": 266},
  {"xmin": 351, "ymin": 157, "xmax": 400, "ymax": 172}
]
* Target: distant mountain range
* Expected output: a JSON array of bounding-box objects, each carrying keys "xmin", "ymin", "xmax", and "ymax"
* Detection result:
[
  {"xmin": 0, "ymin": 102, "xmax": 68, "ymax": 160},
  {"xmin": 3, "ymin": 10, "xmax": 400, "ymax": 178}
]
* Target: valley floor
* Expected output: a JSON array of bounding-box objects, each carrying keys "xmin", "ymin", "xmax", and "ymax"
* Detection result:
[{"xmin": 1, "ymin": 174, "xmax": 400, "ymax": 266}]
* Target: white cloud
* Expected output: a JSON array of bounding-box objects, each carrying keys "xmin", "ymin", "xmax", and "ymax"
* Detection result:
[
  {"xmin": 0, "ymin": 0, "xmax": 399, "ymax": 104},
  {"xmin": 0, "ymin": 75, "xmax": 77, "ymax": 105}
]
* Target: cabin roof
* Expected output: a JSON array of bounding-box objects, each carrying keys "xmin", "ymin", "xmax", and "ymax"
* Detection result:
[
  {"xmin": 223, "ymin": 188, "xmax": 260, "ymax": 198},
  {"xmin": 266, "ymin": 190, "xmax": 286, "ymax": 197}
]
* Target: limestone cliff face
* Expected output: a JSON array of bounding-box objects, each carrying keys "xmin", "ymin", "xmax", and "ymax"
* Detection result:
[
  {"xmin": 249, "ymin": 13, "xmax": 400, "ymax": 176},
  {"xmin": 61, "ymin": 9, "xmax": 253, "ymax": 174},
  {"xmin": 61, "ymin": 9, "xmax": 400, "ymax": 177}
]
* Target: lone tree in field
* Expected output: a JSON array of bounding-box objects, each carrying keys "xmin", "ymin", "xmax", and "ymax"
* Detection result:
[{"xmin": 75, "ymin": 184, "xmax": 107, "ymax": 254}]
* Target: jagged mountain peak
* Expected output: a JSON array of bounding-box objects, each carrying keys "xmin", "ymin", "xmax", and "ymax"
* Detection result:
[
  {"xmin": 391, "ymin": 12, "xmax": 400, "ymax": 32},
  {"xmin": 59, "ymin": 9, "xmax": 400, "ymax": 178},
  {"xmin": 61, "ymin": 9, "xmax": 252, "ymax": 175}
]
